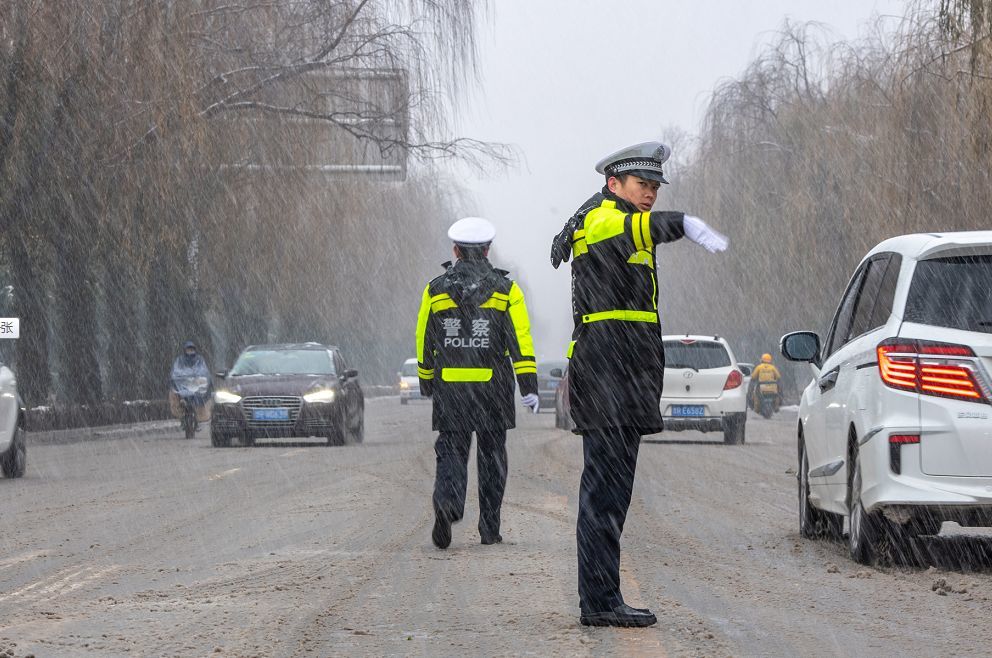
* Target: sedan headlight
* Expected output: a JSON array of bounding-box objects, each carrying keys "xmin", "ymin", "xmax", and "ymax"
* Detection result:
[
  {"xmin": 214, "ymin": 390, "xmax": 242, "ymax": 404},
  {"xmin": 304, "ymin": 388, "xmax": 336, "ymax": 403}
]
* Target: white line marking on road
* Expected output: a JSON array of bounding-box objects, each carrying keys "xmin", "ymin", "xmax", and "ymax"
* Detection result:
[
  {"xmin": 280, "ymin": 449, "xmax": 307, "ymax": 458},
  {"xmin": 208, "ymin": 468, "xmax": 241, "ymax": 481},
  {"xmin": 0, "ymin": 570, "xmax": 82, "ymax": 602},
  {"xmin": 0, "ymin": 550, "xmax": 49, "ymax": 573},
  {"xmin": 0, "ymin": 565, "xmax": 118, "ymax": 603},
  {"xmin": 38, "ymin": 566, "xmax": 118, "ymax": 597}
]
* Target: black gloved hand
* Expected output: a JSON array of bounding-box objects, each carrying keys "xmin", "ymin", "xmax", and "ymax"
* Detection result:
[{"xmin": 551, "ymin": 215, "xmax": 580, "ymax": 269}]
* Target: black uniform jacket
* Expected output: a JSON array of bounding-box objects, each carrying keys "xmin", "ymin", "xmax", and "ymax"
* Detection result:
[
  {"xmin": 564, "ymin": 188, "xmax": 685, "ymax": 433},
  {"xmin": 416, "ymin": 258, "xmax": 538, "ymax": 433}
]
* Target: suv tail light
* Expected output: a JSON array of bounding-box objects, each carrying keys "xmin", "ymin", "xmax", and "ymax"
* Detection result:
[
  {"xmin": 723, "ymin": 369, "xmax": 743, "ymax": 390},
  {"xmin": 877, "ymin": 339, "xmax": 990, "ymax": 404}
]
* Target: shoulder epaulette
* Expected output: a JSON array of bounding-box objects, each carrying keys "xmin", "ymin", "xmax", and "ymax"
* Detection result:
[
  {"xmin": 429, "ymin": 261, "xmax": 454, "ymax": 287},
  {"xmin": 574, "ymin": 192, "xmax": 606, "ymax": 220}
]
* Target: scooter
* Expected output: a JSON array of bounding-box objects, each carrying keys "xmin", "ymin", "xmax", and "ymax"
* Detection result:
[
  {"xmin": 751, "ymin": 381, "xmax": 781, "ymax": 419},
  {"xmin": 172, "ymin": 375, "xmax": 210, "ymax": 439}
]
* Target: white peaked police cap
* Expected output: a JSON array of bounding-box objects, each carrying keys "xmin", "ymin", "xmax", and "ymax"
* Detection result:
[
  {"xmin": 595, "ymin": 141, "xmax": 672, "ymax": 184},
  {"xmin": 448, "ymin": 216, "xmax": 496, "ymax": 246}
]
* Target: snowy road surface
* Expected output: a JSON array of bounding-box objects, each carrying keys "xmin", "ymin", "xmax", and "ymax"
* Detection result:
[{"xmin": 3, "ymin": 401, "xmax": 992, "ymax": 656}]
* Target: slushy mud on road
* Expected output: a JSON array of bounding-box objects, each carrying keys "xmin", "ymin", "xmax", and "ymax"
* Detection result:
[{"xmin": 3, "ymin": 401, "xmax": 992, "ymax": 656}]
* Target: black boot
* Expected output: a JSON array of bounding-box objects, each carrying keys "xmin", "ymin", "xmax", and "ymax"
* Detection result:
[
  {"xmin": 580, "ymin": 604, "xmax": 657, "ymax": 628},
  {"xmin": 432, "ymin": 513, "xmax": 452, "ymax": 549}
]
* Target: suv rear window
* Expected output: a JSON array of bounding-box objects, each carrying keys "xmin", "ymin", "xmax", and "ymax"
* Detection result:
[
  {"xmin": 663, "ymin": 341, "xmax": 731, "ymax": 370},
  {"xmin": 905, "ymin": 255, "xmax": 992, "ymax": 334}
]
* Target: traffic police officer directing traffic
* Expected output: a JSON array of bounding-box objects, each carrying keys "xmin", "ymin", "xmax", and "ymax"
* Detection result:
[
  {"xmin": 417, "ymin": 217, "xmax": 540, "ymax": 549},
  {"xmin": 551, "ymin": 142, "xmax": 728, "ymax": 627}
]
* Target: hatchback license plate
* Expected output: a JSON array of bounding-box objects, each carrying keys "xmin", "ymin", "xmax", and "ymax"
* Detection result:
[
  {"xmin": 671, "ymin": 405, "xmax": 705, "ymax": 417},
  {"xmin": 253, "ymin": 408, "xmax": 289, "ymax": 421}
]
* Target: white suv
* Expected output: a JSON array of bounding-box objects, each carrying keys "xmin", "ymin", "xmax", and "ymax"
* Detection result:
[
  {"xmin": 0, "ymin": 362, "xmax": 25, "ymax": 478},
  {"xmin": 398, "ymin": 358, "xmax": 423, "ymax": 405},
  {"xmin": 782, "ymin": 231, "xmax": 992, "ymax": 564},
  {"xmin": 661, "ymin": 335, "xmax": 748, "ymax": 444}
]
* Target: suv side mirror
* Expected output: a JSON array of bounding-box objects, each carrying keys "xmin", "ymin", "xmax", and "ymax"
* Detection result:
[
  {"xmin": 738, "ymin": 365, "xmax": 752, "ymax": 377},
  {"xmin": 215, "ymin": 370, "xmax": 227, "ymax": 378},
  {"xmin": 549, "ymin": 368, "xmax": 563, "ymax": 378},
  {"xmin": 781, "ymin": 332, "xmax": 821, "ymax": 363},
  {"xmin": 344, "ymin": 369, "xmax": 359, "ymax": 379}
]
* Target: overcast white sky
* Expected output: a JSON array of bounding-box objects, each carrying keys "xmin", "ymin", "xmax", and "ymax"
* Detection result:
[{"xmin": 448, "ymin": 0, "xmax": 907, "ymax": 359}]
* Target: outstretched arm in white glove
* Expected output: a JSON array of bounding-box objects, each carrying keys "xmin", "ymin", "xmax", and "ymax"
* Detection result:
[
  {"xmin": 683, "ymin": 215, "xmax": 729, "ymax": 253},
  {"xmin": 520, "ymin": 393, "xmax": 540, "ymax": 414}
]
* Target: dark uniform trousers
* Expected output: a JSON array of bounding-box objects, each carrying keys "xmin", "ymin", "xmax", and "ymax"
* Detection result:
[
  {"xmin": 577, "ymin": 426, "xmax": 641, "ymax": 613},
  {"xmin": 433, "ymin": 428, "xmax": 508, "ymax": 537}
]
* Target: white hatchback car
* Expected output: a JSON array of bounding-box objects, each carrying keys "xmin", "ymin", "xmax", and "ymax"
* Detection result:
[
  {"xmin": 398, "ymin": 357, "xmax": 424, "ymax": 405},
  {"xmin": 661, "ymin": 335, "xmax": 748, "ymax": 444},
  {"xmin": 782, "ymin": 231, "xmax": 992, "ymax": 564}
]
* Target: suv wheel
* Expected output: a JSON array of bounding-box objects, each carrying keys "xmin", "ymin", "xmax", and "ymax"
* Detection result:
[
  {"xmin": 723, "ymin": 414, "xmax": 745, "ymax": 445},
  {"xmin": 848, "ymin": 442, "xmax": 880, "ymax": 564},
  {"xmin": 1, "ymin": 424, "xmax": 26, "ymax": 478},
  {"xmin": 799, "ymin": 433, "xmax": 841, "ymax": 539}
]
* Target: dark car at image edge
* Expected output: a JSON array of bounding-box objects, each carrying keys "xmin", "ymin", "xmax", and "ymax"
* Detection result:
[
  {"xmin": 210, "ymin": 343, "xmax": 364, "ymax": 447},
  {"xmin": 552, "ymin": 364, "xmax": 575, "ymax": 431},
  {"xmin": 538, "ymin": 360, "xmax": 568, "ymax": 413}
]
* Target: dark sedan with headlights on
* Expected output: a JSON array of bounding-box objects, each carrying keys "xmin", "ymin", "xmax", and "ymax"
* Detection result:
[{"xmin": 210, "ymin": 343, "xmax": 364, "ymax": 447}]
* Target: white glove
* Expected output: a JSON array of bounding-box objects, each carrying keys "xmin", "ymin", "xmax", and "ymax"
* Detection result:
[
  {"xmin": 683, "ymin": 215, "xmax": 728, "ymax": 253},
  {"xmin": 521, "ymin": 393, "xmax": 540, "ymax": 414}
]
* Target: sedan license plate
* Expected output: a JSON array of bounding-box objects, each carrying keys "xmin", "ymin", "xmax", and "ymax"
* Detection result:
[
  {"xmin": 253, "ymin": 408, "xmax": 289, "ymax": 421},
  {"xmin": 671, "ymin": 405, "xmax": 705, "ymax": 417}
]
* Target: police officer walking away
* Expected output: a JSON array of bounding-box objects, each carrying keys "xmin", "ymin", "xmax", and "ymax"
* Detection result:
[
  {"xmin": 550, "ymin": 142, "xmax": 729, "ymax": 627},
  {"xmin": 416, "ymin": 217, "xmax": 540, "ymax": 549}
]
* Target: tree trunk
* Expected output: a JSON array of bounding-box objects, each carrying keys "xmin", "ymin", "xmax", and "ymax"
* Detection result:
[
  {"xmin": 143, "ymin": 248, "xmax": 179, "ymax": 399},
  {"xmin": 8, "ymin": 234, "xmax": 51, "ymax": 407},
  {"xmin": 53, "ymin": 230, "xmax": 102, "ymax": 405},
  {"xmin": 103, "ymin": 252, "xmax": 139, "ymax": 401},
  {"xmin": 221, "ymin": 275, "xmax": 268, "ymax": 368}
]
